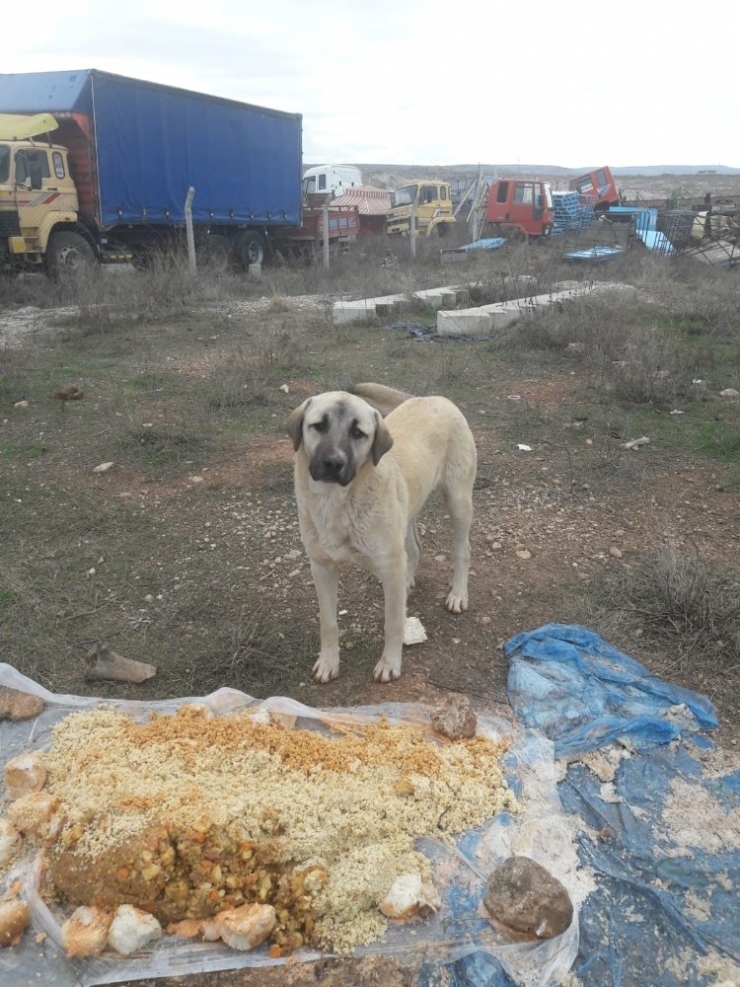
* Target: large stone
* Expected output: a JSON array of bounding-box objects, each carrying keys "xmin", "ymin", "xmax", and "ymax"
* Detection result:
[
  {"xmin": 0, "ymin": 686, "xmax": 44, "ymax": 722},
  {"xmin": 431, "ymin": 695, "xmax": 477, "ymax": 739},
  {"xmin": 484, "ymin": 855, "xmax": 573, "ymax": 941}
]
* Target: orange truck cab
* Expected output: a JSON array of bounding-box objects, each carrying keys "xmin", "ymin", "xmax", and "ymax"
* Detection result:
[
  {"xmin": 568, "ymin": 166, "xmax": 620, "ymax": 211},
  {"xmin": 485, "ymin": 178, "xmax": 554, "ymax": 237}
]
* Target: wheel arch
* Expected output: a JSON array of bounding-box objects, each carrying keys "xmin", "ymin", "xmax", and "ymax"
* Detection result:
[{"xmin": 40, "ymin": 215, "xmax": 98, "ymax": 256}]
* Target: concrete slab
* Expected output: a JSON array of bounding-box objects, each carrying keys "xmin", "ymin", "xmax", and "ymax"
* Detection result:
[
  {"xmin": 332, "ymin": 285, "xmax": 465, "ymax": 325},
  {"xmin": 332, "ymin": 276, "xmax": 536, "ymax": 326},
  {"xmin": 437, "ymin": 282, "xmax": 636, "ymax": 337}
]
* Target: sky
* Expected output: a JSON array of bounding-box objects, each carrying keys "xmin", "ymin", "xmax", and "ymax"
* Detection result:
[{"xmin": 4, "ymin": 0, "xmax": 739, "ymax": 170}]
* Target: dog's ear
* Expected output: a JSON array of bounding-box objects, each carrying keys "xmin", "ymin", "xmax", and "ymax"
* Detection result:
[
  {"xmin": 286, "ymin": 398, "xmax": 311, "ymax": 451},
  {"xmin": 371, "ymin": 411, "xmax": 393, "ymax": 466}
]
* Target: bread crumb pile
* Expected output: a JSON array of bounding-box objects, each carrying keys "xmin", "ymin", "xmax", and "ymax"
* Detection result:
[{"xmin": 36, "ymin": 705, "xmax": 517, "ymax": 953}]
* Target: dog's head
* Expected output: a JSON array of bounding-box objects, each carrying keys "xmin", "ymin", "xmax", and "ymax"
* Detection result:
[{"xmin": 286, "ymin": 391, "xmax": 393, "ymax": 487}]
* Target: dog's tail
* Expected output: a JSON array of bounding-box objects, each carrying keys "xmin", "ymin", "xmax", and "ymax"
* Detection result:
[{"xmin": 351, "ymin": 382, "xmax": 413, "ymax": 416}]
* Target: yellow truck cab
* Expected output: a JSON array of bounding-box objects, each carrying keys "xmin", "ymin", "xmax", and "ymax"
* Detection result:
[
  {"xmin": 0, "ymin": 113, "xmax": 94, "ymax": 274},
  {"xmin": 387, "ymin": 180, "xmax": 455, "ymax": 237}
]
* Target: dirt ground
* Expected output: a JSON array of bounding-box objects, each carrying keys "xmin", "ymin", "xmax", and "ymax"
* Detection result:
[{"xmin": 1, "ymin": 220, "xmax": 739, "ymax": 986}]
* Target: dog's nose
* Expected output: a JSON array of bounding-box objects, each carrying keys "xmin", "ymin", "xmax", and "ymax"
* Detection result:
[{"xmin": 321, "ymin": 453, "xmax": 345, "ymax": 475}]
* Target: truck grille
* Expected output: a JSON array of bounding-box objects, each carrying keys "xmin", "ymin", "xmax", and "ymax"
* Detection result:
[{"xmin": 0, "ymin": 210, "xmax": 22, "ymax": 237}]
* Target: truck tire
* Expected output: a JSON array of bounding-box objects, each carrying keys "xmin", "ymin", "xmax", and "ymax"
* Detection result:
[
  {"xmin": 46, "ymin": 231, "xmax": 97, "ymax": 279},
  {"xmin": 233, "ymin": 230, "xmax": 267, "ymax": 268}
]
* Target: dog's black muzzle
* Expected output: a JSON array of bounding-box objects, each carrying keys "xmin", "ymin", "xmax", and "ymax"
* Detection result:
[{"xmin": 309, "ymin": 447, "xmax": 353, "ymax": 486}]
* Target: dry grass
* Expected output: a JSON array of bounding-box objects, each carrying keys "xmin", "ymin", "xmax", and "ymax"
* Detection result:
[
  {"xmin": 1, "ymin": 239, "xmax": 739, "ymax": 725},
  {"xmin": 597, "ymin": 542, "xmax": 740, "ymax": 663}
]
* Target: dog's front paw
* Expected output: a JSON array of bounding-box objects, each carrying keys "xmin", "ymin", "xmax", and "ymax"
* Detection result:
[
  {"xmin": 373, "ymin": 655, "xmax": 401, "ymax": 683},
  {"xmin": 312, "ymin": 653, "xmax": 340, "ymax": 683},
  {"xmin": 445, "ymin": 590, "xmax": 468, "ymax": 614}
]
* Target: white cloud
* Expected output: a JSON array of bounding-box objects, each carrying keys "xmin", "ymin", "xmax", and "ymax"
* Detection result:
[{"xmin": 3, "ymin": 0, "xmax": 739, "ymax": 168}]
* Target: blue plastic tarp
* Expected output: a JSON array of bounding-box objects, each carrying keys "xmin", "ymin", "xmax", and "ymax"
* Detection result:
[
  {"xmin": 427, "ymin": 625, "xmax": 736, "ymax": 987},
  {"xmin": 560, "ymin": 737, "xmax": 740, "ymax": 986},
  {"xmin": 504, "ymin": 624, "xmax": 718, "ymax": 758},
  {"xmin": 430, "ymin": 736, "xmax": 740, "ymax": 987},
  {"xmin": 0, "ymin": 70, "xmax": 303, "ymax": 228},
  {"xmin": 91, "ymin": 72, "xmax": 302, "ymax": 227},
  {"xmin": 0, "ymin": 70, "xmax": 92, "ymax": 113},
  {"xmin": 563, "ymin": 246, "xmax": 625, "ymax": 263},
  {"xmin": 457, "ymin": 237, "xmax": 508, "ymax": 252}
]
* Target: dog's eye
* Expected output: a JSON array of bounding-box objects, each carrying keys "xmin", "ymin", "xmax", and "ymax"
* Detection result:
[
  {"xmin": 350, "ymin": 424, "xmax": 366, "ymax": 440},
  {"xmin": 310, "ymin": 419, "xmax": 328, "ymax": 433}
]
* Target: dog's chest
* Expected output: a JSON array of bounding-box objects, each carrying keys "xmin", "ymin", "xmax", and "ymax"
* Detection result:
[{"xmin": 302, "ymin": 492, "xmax": 379, "ymax": 565}]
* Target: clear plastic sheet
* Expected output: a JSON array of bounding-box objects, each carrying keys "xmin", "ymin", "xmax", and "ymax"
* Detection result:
[{"xmin": 0, "ymin": 663, "xmax": 585, "ymax": 987}]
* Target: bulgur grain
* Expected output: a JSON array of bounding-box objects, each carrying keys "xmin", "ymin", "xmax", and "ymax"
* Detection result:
[{"xmin": 30, "ymin": 706, "xmax": 517, "ymax": 953}]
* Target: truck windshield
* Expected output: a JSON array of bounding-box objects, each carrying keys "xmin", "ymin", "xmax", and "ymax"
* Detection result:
[
  {"xmin": 392, "ymin": 185, "xmax": 417, "ymax": 207},
  {"xmin": 0, "ymin": 145, "xmax": 9, "ymax": 183}
]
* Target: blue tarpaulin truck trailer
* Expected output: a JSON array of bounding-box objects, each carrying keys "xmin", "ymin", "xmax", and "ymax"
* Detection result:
[{"xmin": 0, "ymin": 69, "xmax": 302, "ymax": 273}]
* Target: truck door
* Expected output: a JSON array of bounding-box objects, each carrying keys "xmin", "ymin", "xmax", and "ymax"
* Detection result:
[
  {"xmin": 532, "ymin": 183, "xmax": 543, "ymax": 223},
  {"xmin": 486, "ymin": 181, "xmax": 510, "ymax": 224},
  {"xmin": 13, "ymin": 147, "xmax": 53, "ymax": 240},
  {"xmin": 511, "ymin": 182, "xmax": 536, "ymax": 234},
  {"xmin": 417, "ymin": 184, "xmax": 438, "ymax": 231}
]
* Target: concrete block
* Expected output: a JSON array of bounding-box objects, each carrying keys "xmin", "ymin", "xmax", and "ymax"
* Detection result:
[
  {"xmin": 332, "ymin": 284, "xmax": 471, "ymax": 325},
  {"xmin": 332, "ymin": 277, "xmax": 632, "ymax": 330},
  {"xmin": 436, "ymin": 281, "xmax": 635, "ymax": 336},
  {"xmin": 437, "ymin": 310, "xmax": 493, "ymax": 337}
]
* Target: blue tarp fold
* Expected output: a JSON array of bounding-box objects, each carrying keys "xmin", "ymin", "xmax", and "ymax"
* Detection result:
[{"xmin": 504, "ymin": 623, "xmax": 718, "ymax": 758}]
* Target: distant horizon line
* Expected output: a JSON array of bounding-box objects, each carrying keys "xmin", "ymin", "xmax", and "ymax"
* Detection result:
[{"xmin": 303, "ymin": 161, "xmax": 740, "ymax": 176}]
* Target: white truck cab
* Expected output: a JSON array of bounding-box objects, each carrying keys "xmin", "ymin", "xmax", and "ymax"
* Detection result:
[{"xmin": 302, "ymin": 164, "xmax": 362, "ymax": 200}]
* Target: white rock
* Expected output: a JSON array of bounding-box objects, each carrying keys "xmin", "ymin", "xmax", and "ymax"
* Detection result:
[
  {"xmin": 0, "ymin": 819, "xmax": 22, "ymax": 868},
  {"xmin": 4, "ymin": 753, "xmax": 47, "ymax": 801},
  {"xmin": 213, "ymin": 903, "xmax": 276, "ymax": 951},
  {"xmin": 404, "ymin": 616, "xmax": 427, "ymax": 646},
  {"xmin": 108, "ymin": 904, "xmax": 162, "ymax": 955},
  {"xmin": 378, "ymin": 874, "xmax": 441, "ymax": 920},
  {"xmin": 379, "ymin": 874, "xmax": 424, "ymax": 918},
  {"xmin": 7, "ymin": 791, "xmax": 58, "ymax": 834},
  {"xmin": 61, "ymin": 906, "xmax": 112, "ymax": 958},
  {"xmin": 93, "ymin": 462, "xmax": 114, "ymax": 473}
]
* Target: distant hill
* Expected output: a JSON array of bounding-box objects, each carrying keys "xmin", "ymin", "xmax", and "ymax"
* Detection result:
[
  {"xmin": 610, "ymin": 165, "xmax": 739, "ymax": 176},
  {"xmin": 349, "ymin": 163, "xmax": 740, "ymax": 178}
]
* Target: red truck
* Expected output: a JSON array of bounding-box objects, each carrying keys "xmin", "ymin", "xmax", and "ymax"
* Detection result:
[
  {"xmin": 568, "ymin": 166, "xmax": 621, "ymax": 211},
  {"xmin": 485, "ymin": 178, "xmax": 555, "ymax": 238}
]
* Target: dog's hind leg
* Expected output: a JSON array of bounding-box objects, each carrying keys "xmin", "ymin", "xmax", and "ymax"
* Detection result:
[
  {"xmin": 310, "ymin": 558, "xmax": 342, "ymax": 683},
  {"xmin": 442, "ymin": 483, "xmax": 473, "ymax": 614}
]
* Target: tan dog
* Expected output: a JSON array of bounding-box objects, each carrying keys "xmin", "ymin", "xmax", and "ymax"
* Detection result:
[{"xmin": 287, "ymin": 383, "xmax": 476, "ymax": 683}]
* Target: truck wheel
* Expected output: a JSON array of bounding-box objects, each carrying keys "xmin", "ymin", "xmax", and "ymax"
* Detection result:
[
  {"xmin": 46, "ymin": 232, "xmax": 96, "ymax": 279},
  {"xmin": 233, "ymin": 230, "xmax": 267, "ymax": 268}
]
